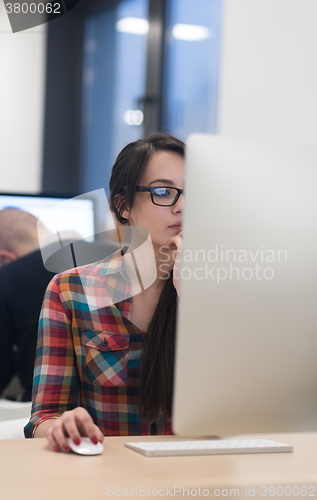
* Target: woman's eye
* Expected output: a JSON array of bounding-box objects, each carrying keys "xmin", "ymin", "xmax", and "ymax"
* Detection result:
[{"xmin": 153, "ymin": 188, "xmax": 170, "ymax": 197}]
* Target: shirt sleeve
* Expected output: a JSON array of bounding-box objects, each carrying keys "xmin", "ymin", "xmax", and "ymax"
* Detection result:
[{"xmin": 24, "ymin": 274, "xmax": 79, "ymax": 438}]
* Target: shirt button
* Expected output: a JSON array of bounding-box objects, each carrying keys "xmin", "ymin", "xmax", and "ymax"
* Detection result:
[{"xmin": 102, "ymin": 338, "xmax": 109, "ymax": 347}]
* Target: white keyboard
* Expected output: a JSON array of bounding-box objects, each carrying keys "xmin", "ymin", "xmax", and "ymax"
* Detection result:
[{"xmin": 125, "ymin": 439, "xmax": 293, "ymax": 457}]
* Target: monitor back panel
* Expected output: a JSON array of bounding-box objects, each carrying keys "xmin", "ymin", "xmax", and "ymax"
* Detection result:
[{"xmin": 173, "ymin": 134, "xmax": 317, "ymax": 436}]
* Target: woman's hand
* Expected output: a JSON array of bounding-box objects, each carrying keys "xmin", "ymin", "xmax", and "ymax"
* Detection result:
[
  {"xmin": 167, "ymin": 231, "xmax": 183, "ymax": 296},
  {"xmin": 45, "ymin": 407, "xmax": 104, "ymax": 453}
]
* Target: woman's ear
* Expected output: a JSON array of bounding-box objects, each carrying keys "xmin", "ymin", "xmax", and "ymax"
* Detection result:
[
  {"xmin": 121, "ymin": 207, "xmax": 130, "ymax": 221},
  {"xmin": 114, "ymin": 194, "xmax": 129, "ymax": 223}
]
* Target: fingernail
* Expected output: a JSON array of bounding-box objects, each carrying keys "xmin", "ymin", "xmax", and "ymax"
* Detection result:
[
  {"xmin": 54, "ymin": 446, "xmax": 59, "ymax": 453},
  {"xmin": 91, "ymin": 436, "xmax": 98, "ymax": 445},
  {"xmin": 74, "ymin": 438, "xmax": 81, "ymax": 446},
  {"xmin": 63, "ymin": 444, "xmax": 70, "ymax": 452}
]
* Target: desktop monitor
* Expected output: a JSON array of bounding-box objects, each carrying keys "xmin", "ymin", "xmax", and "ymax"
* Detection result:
[
  {"xmin": 0, "ymin": 192, "xmax": 95, "ymax": 242},
  {"xmin": 173, "ymin": 134, "xmax": 317, "ymax": 436}
]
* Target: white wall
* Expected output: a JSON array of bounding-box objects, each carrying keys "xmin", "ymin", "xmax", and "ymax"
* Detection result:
[
  {"xmin": 0, "ymin": 3, "xmax": 47, "ymax": 193},
  {"xmin": 218, "ymin": 0, "xmax": 317, "ymax": 143}
]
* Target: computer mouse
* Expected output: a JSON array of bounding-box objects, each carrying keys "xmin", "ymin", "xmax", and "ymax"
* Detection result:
[{"xmin": 66, "ymin": 437, "xmax": 104, "ymax": 455}]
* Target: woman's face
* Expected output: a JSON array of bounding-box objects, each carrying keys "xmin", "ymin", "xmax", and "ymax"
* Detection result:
[{"xmin": 122, "ymin": 150, "xmax": 184, "ymax": 250}]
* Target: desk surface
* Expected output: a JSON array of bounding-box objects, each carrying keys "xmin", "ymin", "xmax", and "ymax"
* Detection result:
[{"xmin": 0, "ymin": 433, "xmax": 316, "ymax": 500}]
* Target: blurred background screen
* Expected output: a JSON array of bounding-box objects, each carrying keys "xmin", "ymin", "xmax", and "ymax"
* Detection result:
[{"xmin": 0, "ymin": 193, "xmax": 95, "ymax": 241}]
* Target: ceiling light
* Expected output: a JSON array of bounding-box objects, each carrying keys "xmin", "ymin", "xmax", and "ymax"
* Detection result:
[
  {"xmin": 172, "ymin": 23, "xmax": 210, "ymax": 41},
  {"xmin": 123, "ymin": 110, "xmax": 144, "ymax": 126},
  {"xmin": 116, "ymin": 17, "xmax": 149, "ymax": 35}
]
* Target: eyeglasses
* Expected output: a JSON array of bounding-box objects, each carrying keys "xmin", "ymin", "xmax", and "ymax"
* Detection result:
[{"xmin": 135, "ymin": 186, "xmax": 184, "ymax": 206}]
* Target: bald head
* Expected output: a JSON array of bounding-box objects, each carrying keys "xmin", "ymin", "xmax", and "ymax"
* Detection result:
[{"xmin": 0, "ymin": 208, "xmax": 41, "ymax": 266}]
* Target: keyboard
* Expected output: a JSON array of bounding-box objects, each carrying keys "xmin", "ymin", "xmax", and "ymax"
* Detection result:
[{"xmin": 125, "ymin": 439, "xmax": 293, "ymax": 457}]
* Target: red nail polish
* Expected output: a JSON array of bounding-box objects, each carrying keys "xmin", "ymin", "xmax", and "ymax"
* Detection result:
[
  {"xmin": 74, "ymin": 438, "xmax": 81, "ymax": 446},
  {"xmin": 63, "ymin": 444, "xmax": 70, "ymax": 452},
  {"xmin": 54, "ymin": 446, "xmax": 59, "ymax": 453},
  {"xmin": 91, "ymin": 436, "xmax": 98, "ymax": 445}
]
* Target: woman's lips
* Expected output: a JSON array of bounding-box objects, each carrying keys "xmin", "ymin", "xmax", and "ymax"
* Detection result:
[{"xmin": 168, "ymin": 223, "xmax": 182, "ymax": 230}]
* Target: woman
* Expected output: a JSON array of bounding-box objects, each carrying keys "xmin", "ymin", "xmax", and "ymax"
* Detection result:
[{"xmin": 24, "ymin": 133, "xmax": 184, "ymax": 452}]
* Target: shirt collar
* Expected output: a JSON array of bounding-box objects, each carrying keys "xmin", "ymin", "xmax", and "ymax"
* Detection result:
[{"xmin": 99, "ymin": 246, "xmax": 130, "ymax": 284}]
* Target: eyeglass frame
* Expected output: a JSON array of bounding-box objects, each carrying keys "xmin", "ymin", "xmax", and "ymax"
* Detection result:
[{"xmin": 134, "ymin": 185, "xmax": 184, "ymax": 206}]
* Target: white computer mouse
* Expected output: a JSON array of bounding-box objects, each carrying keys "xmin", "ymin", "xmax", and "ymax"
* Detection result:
[{"xmin": 66, "ymin": 437, "xmax": 104, "ymax": 455}]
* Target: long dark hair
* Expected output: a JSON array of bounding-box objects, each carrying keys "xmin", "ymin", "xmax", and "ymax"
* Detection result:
[{"xmin": 109, "ymin": 132, "xmax": 185, "ymax": 423}]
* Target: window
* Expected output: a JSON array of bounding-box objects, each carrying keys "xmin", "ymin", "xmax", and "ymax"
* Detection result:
[
  {"xmin": 64, "ymin": 0, "xmax": 222, "ymax": 195},
  {"xmin": 163, "ymin": 0, "xmax": 222, "ymax": 140},
  {"xmin": 80, "ymin": 0, "xmax": 148, "ymax": 195}
]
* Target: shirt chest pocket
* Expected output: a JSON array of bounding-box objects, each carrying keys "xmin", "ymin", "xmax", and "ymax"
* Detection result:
[{"xmin": 81, "ymin": 329, "xmax": 130, "ymax": 387}]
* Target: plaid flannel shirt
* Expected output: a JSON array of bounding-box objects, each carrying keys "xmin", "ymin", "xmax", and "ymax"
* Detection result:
[{"xmin": 24, "ymin": 248, "xmax": 172, "ymax": 437}]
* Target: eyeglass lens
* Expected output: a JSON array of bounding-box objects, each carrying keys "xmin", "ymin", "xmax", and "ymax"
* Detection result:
[{"xmin": 151, "ymin": 187, "xmax": 180, "ymax": 206}]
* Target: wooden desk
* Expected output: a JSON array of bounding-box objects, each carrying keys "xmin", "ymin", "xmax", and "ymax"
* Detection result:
[{"xmin": 0, "ymin": 433, "xmax": 316, "ymax": 500}]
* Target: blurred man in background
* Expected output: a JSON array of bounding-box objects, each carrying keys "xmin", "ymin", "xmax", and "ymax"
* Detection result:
[
  {"xmin": 0, "ymin": 208, "xmax": 48, "ymax": 265},
  {"xmin": 0, "ymin": 209, "xmax": 55, "ymax": 401}
]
